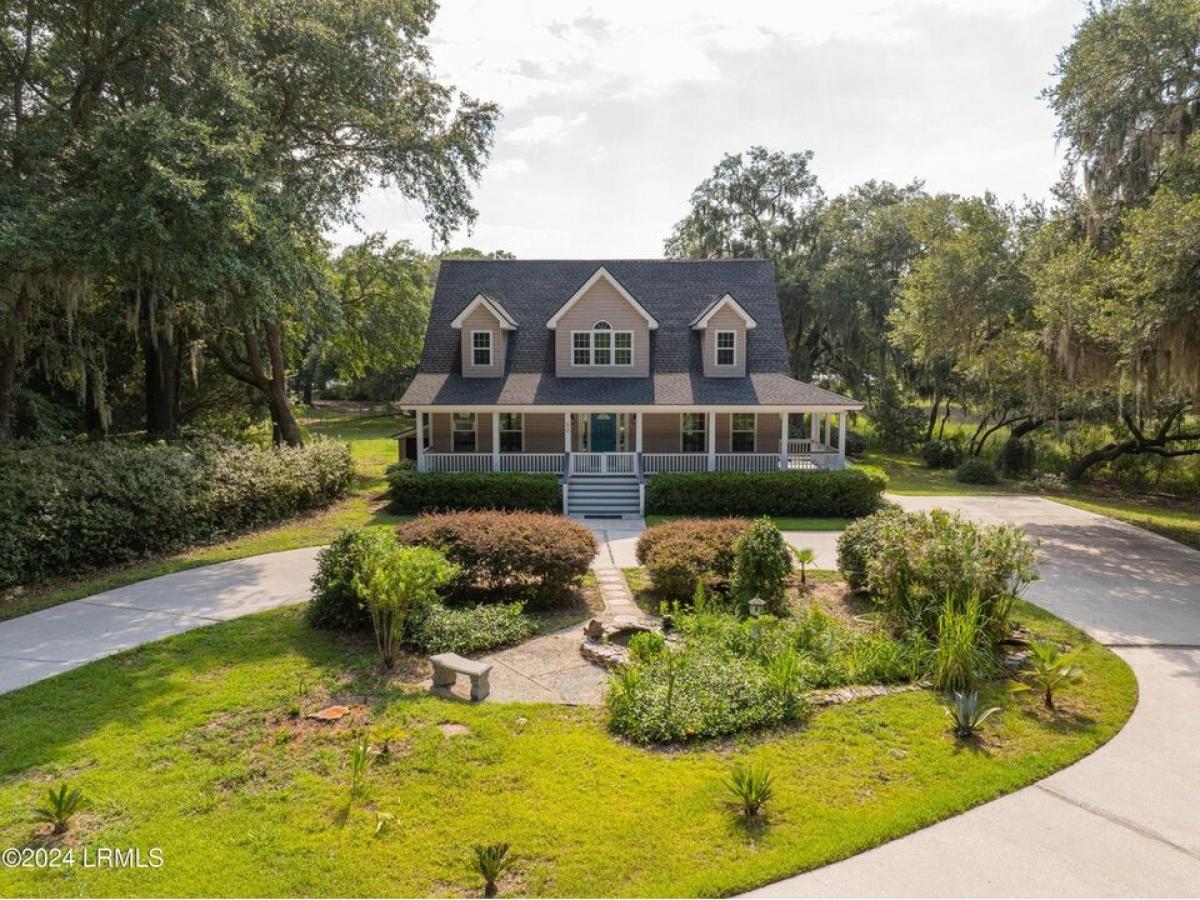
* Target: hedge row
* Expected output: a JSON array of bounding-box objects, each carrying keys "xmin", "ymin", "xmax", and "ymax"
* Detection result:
[
  {"xmin": 386, "ymin": 466, "xmax": 560, "ymax": 513},
  {"xmin": 0, "ymin": 438, "xmax": 353, "ymax": 588},
  {"xmin": 644, "ymin": 466, "xmax": 887, "ymax": 518}
]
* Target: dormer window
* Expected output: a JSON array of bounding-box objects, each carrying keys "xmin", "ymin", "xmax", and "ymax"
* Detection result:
[
  {"xmin": 716, "ymin": 330, "xmax": 736, "ymax": 366},
  {"xmin": 472, "ymin": 330, "xmax": 492, "ymax": 367},
  {"xmin": 571, "ymin": 320, "xmax": 634, "ymax": 367}
]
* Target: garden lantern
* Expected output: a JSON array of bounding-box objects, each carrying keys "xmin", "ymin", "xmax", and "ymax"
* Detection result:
[{"xmin": 748, "ymin": 596, "xmax": 766, "ymax": 617}]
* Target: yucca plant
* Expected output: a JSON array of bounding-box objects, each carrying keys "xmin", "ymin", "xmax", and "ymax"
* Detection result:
[
  {"xmin": 791, "ymin": 547, "xmax": 816, "ymax": 584},
  {"xmin": 33, "ymin": 782, "xmax": 83, "ymax": 834},
  {"xmin": 1022, "ymin": 641, "xmax": 1084, "ymax": 709},
  {"xmin": 945, "ymin": 690, "xmax": 1000, "ymax": 739},
  {"xmin": 472, "ymin": 842, "xmax": 512, "ymax": 898},
  {"xmin": 348, "ymin": 736, "xmax": 371, "ymax": 798},
  {"xmin": 724, "ymin": 763, "xmax": 774, "ymax": 818}
]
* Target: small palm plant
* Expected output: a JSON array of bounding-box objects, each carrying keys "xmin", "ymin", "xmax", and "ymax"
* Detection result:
[
  {"xmin": 1022, "ymin": 641, "xmax": 1084, "ymax": 709},
  {"xmin": 348, "ymin": 736, "xmax": 371, "ymax": 798},
  {"xmin": 724, "ymin": 763, "xmax": 774, "ymax": 818},
  {"xmin": 945, "ymin": 690, "xmax": 1001, "ymax": 739},
  {"xmin": 791, "ymin": 547, "xmax": 816, "ymax": 584},
  {"xmin": 472, "ymin": 842, "xmax": 513, "ymax": 898},
  {"xmin": 33, "ymin": 782, "xmax": 83, "ymax": 834}
]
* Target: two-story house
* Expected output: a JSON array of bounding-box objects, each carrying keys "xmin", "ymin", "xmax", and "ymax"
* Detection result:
[{"xmin": 399, "ymin": 259, "xmax": 862, "ymax": 516}]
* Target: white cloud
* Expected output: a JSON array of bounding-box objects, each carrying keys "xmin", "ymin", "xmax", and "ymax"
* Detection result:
[
  {"xmin": 503, "ymin": 113, "xmax": 589, "ymax": 144},
  {"xmin": 486, "ymin": 158, "xmax": 530, "ymax": 179}
]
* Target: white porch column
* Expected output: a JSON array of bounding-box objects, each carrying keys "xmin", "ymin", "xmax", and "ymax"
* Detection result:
[
  {"xmin": 778, "ymin": 412, "xmax": 787, "ymax": 471},
  {"xmin": 809, "ymin": 411, "xmax": 819, "ymax": 442},
  {"xmin": 563, "ymin": 412, "xmax": 573, "ymax": 476},
  {"xmin": 635, "ymin": 411, "xmax": 643, "ymax": 454},
  {"xmin": 491, "ymin": 411, "xmax": 501, "ymax": 471},
  {"xmin": 706, "ymin": 411, "xmax": 716, "ymax": 471},
  {"xmin": 415, "ymin": 410, "xmax": 426, "ymax": 472},
  {"xmin": 824, "ymin": 412, "xmax": 832, "ymax": 447},
  {"xmin": 838, "ymin": 411, "xmax": 847, "ymax": 467}
]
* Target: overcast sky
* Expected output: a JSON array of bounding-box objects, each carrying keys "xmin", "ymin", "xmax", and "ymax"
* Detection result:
[{"xmin": 331, "ymin": 0, "xmax": 1085, "ymax": 258}]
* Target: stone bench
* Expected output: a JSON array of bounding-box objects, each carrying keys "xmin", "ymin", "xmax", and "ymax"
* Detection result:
[{"xmin": 430, "ymin": 652, "xmax": 492, "ymax": 701}]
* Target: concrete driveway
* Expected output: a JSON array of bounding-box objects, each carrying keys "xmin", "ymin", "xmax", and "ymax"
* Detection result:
[
  {"xmin": 749, "ymin": 495, "xmax": 1200, "ymax": 897},
  {"xmin": 0, "ymin": 547, "xmax": 320, "ymax": 694}
]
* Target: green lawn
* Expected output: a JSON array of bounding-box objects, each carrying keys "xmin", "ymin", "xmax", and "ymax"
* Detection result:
[
  {"xmin": 862, "ymin": 449, "xmax": 1200, "ymax": 551},
  {"xmin": 0, "ymin": 412, "xmax": 409, "ymax": 623},
  {"xmin": 0, "ymin": 598, "xmax": 1133, "ymax": 897},
  {"xmin": 644, "ymin": 514, "xmax": 853, "ymax": 531}
]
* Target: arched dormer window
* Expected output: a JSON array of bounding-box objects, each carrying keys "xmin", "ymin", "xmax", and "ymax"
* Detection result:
[{"xmin": 571, "ymin": 320, "xmax": 633, "ymax": 367}]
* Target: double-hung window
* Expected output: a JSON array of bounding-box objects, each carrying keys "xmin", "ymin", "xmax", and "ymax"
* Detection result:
[
  {"xmin": 731, "ymin": 413, "xmax": 755, "ymax": 452},
  {"xmin": 681, "ymin": 413, "xmax": 706, "ymax": 453},
  {"xmin": 716, "ymin": 330, "xmax": 736, "ymax": 367},
  {"xmin": 472, "ymin": 331, "xmax": 492, "ymax": 367},
  {"xmin": 499, "ymin": 413, "xmax": 523, "ymax": 452},
  {"xmin": 571, "ymin": 321, "xmax": 634, "ymax": 367},
  {"xmin": 452, "ymin": 412, "xmax": 476, "ymax": 452}
]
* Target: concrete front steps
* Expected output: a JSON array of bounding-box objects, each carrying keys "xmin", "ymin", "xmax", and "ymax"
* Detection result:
[{"xmin": 565, "ymin": 475, "xmax": 641, "ymax": 518}]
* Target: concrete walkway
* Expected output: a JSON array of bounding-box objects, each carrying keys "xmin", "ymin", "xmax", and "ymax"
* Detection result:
[{"xmin": 749, "ymin": 495, "xmax": 1200, "ymax": 898}]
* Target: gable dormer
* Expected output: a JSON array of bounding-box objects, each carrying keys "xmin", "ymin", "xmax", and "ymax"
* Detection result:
[
  {"xmin": 547, "ymin": 267, "xmax": 657, "ymax": 378},
  {"xmin": 451, "ymin": 293, "xmax": 516, "ymax": 378},
  {"xmin": 691, "ymin": 293, "xmax": 757, "ymax": 377}
]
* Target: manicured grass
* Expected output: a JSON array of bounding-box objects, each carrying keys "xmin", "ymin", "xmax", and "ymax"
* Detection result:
[
  {"xmin": 862, "ymin": 449, "xmax": 1200, "ymax": 551},
  {"xmin": 0, "ymin": 413, "xmax": 409, "ymax": 623},
  {"xmin": 643, "ymin": 514, "xmax": 853, "ymax": 531},
  {"xmin": 0, "ymin": 600, "xmax": 1134, "ymax": 897}
]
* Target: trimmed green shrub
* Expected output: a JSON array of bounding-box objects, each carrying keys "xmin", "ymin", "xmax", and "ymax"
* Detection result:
[
  {"xmin": 730, "ymin": 517, "xmax": 793, "ymax": 614},
  {"xmin": 307, "ymin": 528, "xmax": 388, "ymax": 631},
  {"xmin": 395, "ymin": 510, "xmax": 595, "ymax": 604},
  {"xmin": 0, "ymin": 438, "xmax": 352, "ymax": 588},
  {"xmin": 955, "ymin": 458, "xmax": 999, "ymax": 484},
  {"xmin": 644, "ymin": 466, "xmax": 886, "ymax": 518},
  {"xmin": 635, "ymin": 518, "xmax": 750, "ymax": 600},
  {"xmin": 386, "ymin": 467, "xmax": 560, "ymax": 513},
  {"xmin": 921, "ymin": 439, "xmax": 962, "ymax": 469},
  {"xmin": 409, "ymin": 601, "xmax": 534, "ymax": 655},
  {"xmin": 845, "ymin": 430, "xmax": 868, "ymax": 456}
]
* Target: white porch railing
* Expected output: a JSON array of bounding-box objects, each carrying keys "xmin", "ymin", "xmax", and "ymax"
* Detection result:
[
  {"xmin": 424, "ymin": 453, "xmax": 493, "ymax": 473},
  {"xmin": 570, "ymin": 452, "xmax": 637, "ymax": 475},
  {"xmin": 788, "ymin": 439, "xmax": 835, "ymax": 454},
  {"xmin": 716, "ymin": 453, "xmax": 780, "ymax": 472},
  {"xmin": 499, "ymin": 452, "xmax": 565, "ymax": 474},
  {"xmin": 643, "ymin": 453, "xmax": 708, "ymax": 474}
]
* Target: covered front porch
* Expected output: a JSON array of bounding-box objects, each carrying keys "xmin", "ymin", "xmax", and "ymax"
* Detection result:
[{"xmin": 410, "ymin": 408, "xmax": 852, "ymax": 475}]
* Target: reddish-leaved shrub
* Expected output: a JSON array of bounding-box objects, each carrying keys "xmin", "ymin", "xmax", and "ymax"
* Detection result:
[
  {"xmin": 395, "ymin": 510, "xmax": 596, "ymax": 604},
  {"xmin": 635, "ymin": 518, "xmax": 751, "ymax": 600}
]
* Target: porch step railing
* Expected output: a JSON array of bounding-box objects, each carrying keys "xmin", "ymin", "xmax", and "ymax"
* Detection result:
[
  {"xmin": 569, "ymin": 452, "xmax": 637, "ymax": 475},
  {"xmin": 499, "ymin": 452, "xmax": 565, "ymax": 474},
  {"xmin": 788, "ymin": 439, "xmax": 834, "ymax": 454}
]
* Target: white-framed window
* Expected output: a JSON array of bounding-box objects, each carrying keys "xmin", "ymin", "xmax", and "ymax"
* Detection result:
[
  {"xmin": 499, "ymin": 412, "xmax": 523, "ymax": 452},
  {"xmin": 716, "ymin": 330, "xmax": 736, "ymax": 367},
  {"xmin": 452, "ymin": 412, "xmax": 476, "ymax": 452},
  {"xmin": 681, "ymin": 413, "xmax": 706, "ymax": 453},
  {"xmin": 570, "ymin": 322, "xmax": 634, "ymax": 367},
  {"xmin": 471, "ymin": 330, "xmax": 492, "ymax": 367},
  {"xmin": 731, "ymin": 413, "xmax": 755, "ymax": 452}
]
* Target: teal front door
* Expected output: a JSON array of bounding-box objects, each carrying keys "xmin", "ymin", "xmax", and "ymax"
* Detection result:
[{"xmin": 589, "ymin": 413, "xmax": 617, "ymax": 452}]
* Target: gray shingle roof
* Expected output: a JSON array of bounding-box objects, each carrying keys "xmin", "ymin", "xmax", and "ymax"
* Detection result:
[{"xmin": 401, "ymin": 259, "xmax": 860, "ymax": 408}]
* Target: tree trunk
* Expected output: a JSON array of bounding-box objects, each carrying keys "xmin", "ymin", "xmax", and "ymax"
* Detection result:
[
  {"xmin": 264, "ymin": 321, "xmax": 302, "ymax": 447},
  {"xmin": 141, "ymin": 302, "xmax": 179, "ymax": 440},
  {"xmin": 938, "ymin": 398, "xmax": 952, "ymax": 438},
  {"xmin": 0, "ymin": 284, "xmax": 31, "ymax": 440},
  {"xmin": 925, "ymin": 385, "xmax": 942, "ymax": 442},
  {"xmin": 1064, "ymin": 409, "xmax": 1200, "ymax": 481},
  {"xmin": 302, "ymin": 375, "xmax": 314, "ymax": 406}
]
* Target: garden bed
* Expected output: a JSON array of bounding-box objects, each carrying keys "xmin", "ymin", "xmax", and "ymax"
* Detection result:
[{"xmin": 0, "ymin": 601, "xmax": 1134, "ymax": 897}]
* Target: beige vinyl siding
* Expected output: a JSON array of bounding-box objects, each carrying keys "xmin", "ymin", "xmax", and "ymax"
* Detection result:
[
  {"xmin": 702, "ymin": 305, "xmax": 747, "ymax": 377},
  {"xmin": 642, "ymin": 413, "xmax": 679, "ymax": 452},
  {"xmin": 429, "ymin": 413, "xmax": 451, "ymax": 452},
  {"xmin": 757, "ymin": 411, "xmax": 781, "ymax": 451},
  {"xmin": 459, "ymin": 306, "xmax": 507, "ymax": 378},
  {"xmin": 715, "ymin": 413, "xmax": 730, "ymax": 452},
  {"xmin": 554, "ymin": 279, "xmax": 650, "ymax": 377},
  {"xmin": 523, "ymin": 413, "xmax": 563, "ymax": 452}
]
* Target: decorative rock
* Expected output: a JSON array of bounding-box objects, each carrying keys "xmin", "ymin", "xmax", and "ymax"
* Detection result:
[
  {"xmin": 807, "ymin": 683, "xmax": 923, "ymax": 707},
  {"xmin": 579, "ymin": 640, "xmax": 630, "ymax": 669},
  {"xmin": 438, "ymin": 723, "xmax": 471, "ymax": 738},
  {"xmin": 307, "ymin": 705, "xmax": 351, "ymax": 722}
]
